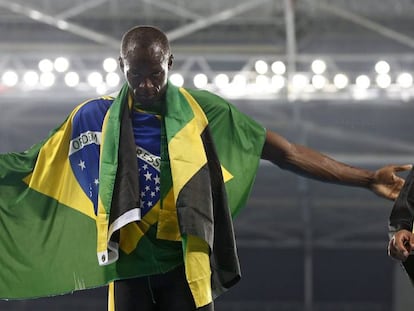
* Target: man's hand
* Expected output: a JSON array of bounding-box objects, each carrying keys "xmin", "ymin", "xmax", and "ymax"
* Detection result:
[
  {"xmin": 370, "ymin": 164, "xmax": 412, "ymax": 200},
  {"xmin": 388, "ymin": 229, "xmax": 414, "ymax": 261}
]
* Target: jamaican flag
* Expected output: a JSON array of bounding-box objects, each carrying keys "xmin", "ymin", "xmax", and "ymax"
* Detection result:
[{"xmin": 0, "ymin": 82, "xmax": 265, "ymax": 303}]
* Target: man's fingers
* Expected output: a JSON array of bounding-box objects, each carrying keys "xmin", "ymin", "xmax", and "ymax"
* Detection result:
[
  {"xmin": 388, "ymin": 248, "xmax": 404, "ymax": 260},
  {"xmin": 390, "ymin": 235, "xmax": 411, "ymax": 260},
  {"xmin": 389, "ymin": 241, "xmax": 409, "ymax": 261},
  {"xmin": 394, "ymin": 164, "xmax": 413, "ymax": 172}
]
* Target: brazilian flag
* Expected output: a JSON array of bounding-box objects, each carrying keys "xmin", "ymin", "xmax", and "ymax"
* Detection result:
[
  {"xmin": 0, "ymin": 106, "xmax": 110, "ymax": 298},
  {"xmin": 0, "ymin": 83, "xmax": 265, "ymax": 302}
]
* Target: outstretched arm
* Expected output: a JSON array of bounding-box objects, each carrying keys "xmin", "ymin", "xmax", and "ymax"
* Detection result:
[{"xmin": 261, "ymin": 130, "xmax": 411, "ymax": 200}]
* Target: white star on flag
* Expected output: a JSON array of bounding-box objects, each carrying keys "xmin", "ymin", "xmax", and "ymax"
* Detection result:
[
  {"xmin": 136, "ymin": 146, "xmax": 161, "ymax": 216},
  {"xmin": 78, "ymin": 160, "xmax": 86, "ymax": 170},
  {"xmin": 144, "ymin": 171, "xmax": 152, "ymax": 181}
]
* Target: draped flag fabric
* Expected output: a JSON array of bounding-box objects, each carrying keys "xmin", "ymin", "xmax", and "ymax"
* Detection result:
[
  {"xmin": 0, "ymin": 102, "xmax": 111, "ymax": 299},
  {"xmin": 0, "ymin": 82, "xmax": 265, "ymax": 301}
]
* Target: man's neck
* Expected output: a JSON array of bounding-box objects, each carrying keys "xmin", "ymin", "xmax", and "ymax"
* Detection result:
[{"xmin": 134, "ymin": 98, "xmax": 164, "ymax": 114}]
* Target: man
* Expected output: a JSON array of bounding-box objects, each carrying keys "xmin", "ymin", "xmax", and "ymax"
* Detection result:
[
  {"xmin": 94, "ymin": 25, "xmax": 412, "ymax": 311},
  {"xmin": 387, "ymin": 168, "xmax": 414, "ymax": 274},
  {"xmin": 0, "ymin": 25, "xmax": 410, "ymax": 311}
]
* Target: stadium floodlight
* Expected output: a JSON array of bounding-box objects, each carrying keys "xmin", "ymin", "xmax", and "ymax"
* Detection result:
[
  {"xmin": 271, "ymin": 61, "xmax": 286, "ymax": 75},
  {"xmin": 254, "ymin": 60, "xmax": 268, "ymax": 75},
  {"xmin": 103, "ymin": 58, "xmax": 118, "ymax": 73},
  {"xmin": 193, "ymin": 73, "xmax": 208, "ymax": 89},
  {"xmin": 291, "ymin": 73, "xmax": 309, "ymax": 90},
  {"xmin": 54, "ymin": 57, "xmax": 70, "ymax": 73},
  {"xmin": 271, "ymin": 75, "xmax": 285, "ymax": 89},
  {"xmin": 355, "ymin": 75, "xmax": 371, "ymax": 89},
  {"xmin": 376, "ymin": 74, "xmax": 391, "ymax": 89},
  {"xmin": 311, "ymin": 59, "xmax": 327, "ymax": 74},
  {"xmin": 255, "ymin": 75, "xmax": 270, "ymax": 92},
  {"xmin": 231, "ymin": 74, "xmax": 247, "ymax": 92},
  {"xmin": 38, "ymin": 59, "xmax": 54, "ymax": 73},
  {"xmin": 333, "ymin": 73, "xmax": 349, "ymax": 89},
  {"xmin": 170, "ymin": 73, "xmax": 184, "ymax": 87},
  {"xmin": 106, "ymin": 72, "xmax": 120, "ymax": 87},
  {"xmin": 2, "ymin": 70, "xmax": 19, "ymax": 87},
  {"xmin": 375, "ymin": 60, "xmax": 390, "ymax": 74},
  {"xmin": 311, "ymin": 75, "xmax": 327, "ymax": 89},
  {"xmin": 396, "ymin": 72, "xmax": 413, "ymax": 88},
  {"xmin": 214, "ymin": 73, "xmax": 229, "ymax": 89},
  {"xmin": 39, "ymin": 72, "xmax": 55, "ymax": 87},
  {"xmin": 64, "ymin": 72, "xmax": 80, "ymax": 87},
  {"xmin": 87, "ymin": 72, "xmax": 104, "ymax": 87},
  {"xmin": 23, "ymin": 71, "xmax": 39, "ymax": 87},
  {"xmin": 96, "ymin": 84, "xmax": 108, "ymax": 95}
]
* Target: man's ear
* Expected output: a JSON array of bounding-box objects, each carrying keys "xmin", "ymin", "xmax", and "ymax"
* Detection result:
[
  {"xmin": 118, "ymin": 56, "xmax": 124, "ymax": 72},
  {"xmin": 168, "ymin": 54, "xmax": 174, "ymax": 69}
]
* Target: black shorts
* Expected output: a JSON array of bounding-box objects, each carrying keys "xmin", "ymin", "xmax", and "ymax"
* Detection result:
[{"xmin": 113, "ymin": 265, "xmax": 214, "ymax": 311}]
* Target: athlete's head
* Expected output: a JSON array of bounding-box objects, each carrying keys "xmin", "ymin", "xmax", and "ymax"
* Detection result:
[{"xmin": 119, "ymin": 26, "xmax": 173, "ymax": 107}]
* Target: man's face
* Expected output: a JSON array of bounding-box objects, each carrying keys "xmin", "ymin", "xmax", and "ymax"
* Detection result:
[{"xmin": 120, "ymin": 44, "xmax": 172, "ymax": 107}]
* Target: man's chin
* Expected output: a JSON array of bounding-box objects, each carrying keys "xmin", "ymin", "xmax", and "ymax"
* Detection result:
[{"xmin": 135, "ymin": 95, "xmax": 157, "ymax": 105}]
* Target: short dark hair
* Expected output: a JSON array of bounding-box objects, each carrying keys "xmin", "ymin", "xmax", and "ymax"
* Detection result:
[{"xmin": 120, "ymin": 25, "xmax": 171, "ymax": 59}]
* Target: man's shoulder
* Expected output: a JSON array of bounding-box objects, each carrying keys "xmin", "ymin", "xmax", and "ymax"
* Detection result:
[
  {"xmin": 182, "ymin": 87, "xmax": 264, "ymax": 132},
  {"xmin": 185, "ymin": 88, "xmax": 225, "ymax": 102},
  {"xmin": 69, "ymin": 96, "xmax": 116, "ymax": 128},
  {"xmin": 75, "ymin": 95, "xmax": 115, "ymax": 115},
  {"xmin": 184, "ymin": 88, "xmax": 231, "ymax": 112}
]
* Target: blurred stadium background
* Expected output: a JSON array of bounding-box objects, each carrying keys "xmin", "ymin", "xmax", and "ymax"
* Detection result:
[{"xmin": 0, "ymin": 0, "xmax": 414, "ymax": 310}]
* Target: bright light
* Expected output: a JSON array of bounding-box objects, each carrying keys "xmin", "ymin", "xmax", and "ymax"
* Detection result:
[
  {"xmin": 106, "ymin": 72, "xmax": 120, "ymax": 87},
  {"xmin": 57, "ymin": 20, "xmax": 68, "ymax": 30},
  {"xmin": 54, "ymin": 57, "xmax": 70, "ymax": 72},
  {"xmin": 375, "ymin": 60, "xmax": 390, "ymax": 74},
  {"xmin": 64, "ymin": 72, "xmax": 80, "ymax": 87},
  {"xmin": 224, "ymin": 74, "xmax": 247, "ymax": 97},
  {"xmin": 231, "ymin": 74, "xmax": 247, "ymax": 90},
  {"xmin": 376, "ymin": 74, "xmax": 391, "ymax": 88},
  {"xmin": 38, "ymin": 59, "xmax": 54, "ymax": 72},
  {"xmin": 96, "ymin": 84, "xmax": 107, "ymax": 95},
  {"xmin": 355, "ymin": 75, "xmax": 371, "ymax": 89},
  {"xmin": 255, "ymin": 75, "xmax": 270, "ymax": 91},
  {"xmin": 254, "ymin": 60, "xmax": 268, "ymax": 75},
  {"xmin": 333, "ymin": 73, "xmax": 349, "ymax": 89},
  {"xmin": 87, "ymin": 72, "xmax": 103, "ymax": 87},
  {"xmin": 170, "ymin": 73, "xmax": 184, "ymax": 87},
  {"xmin": 311, "ymin": 75, "xmax": 327, "ymax": 89},
  {"xmin": 29, "ymin": 10, "xmax": 42, "ymax": 20},
  {"xmin": 103, "ymin": 58, "xmax": 118, "ymax": 73},
  {"xmin": 39, "ymin": 72, "xmax": 55, "ymax": 87},
  {"xmin": 352, "ymin": 88, "xmax": 369, "ymax": 100},
  {"xmin": 23, "ymin": 71, "xmax": 39, "ymax": 87},
  {"xmin": 2, "ymin": 71, "xmax": 18, "ymax": 87},
  {"xmin": 271, "ymin": 61, "xmax": 286, "ymax": 75},
  {"xmin": 291, "ymin": 73, "xmax": 309, "ymax": 90},
  {"xmin": 397, "ymin": 72, "xmax": 413, "ymax": 88},
  {"xmin": 214, "ymin": 73, "xmax": 229, "ymax": 88},
  {"xmin": 311, "ymin": 59, "xmax": 327, "ymax": 74},
  {"xmin": 271, "ymin": 75, "xmax": 285, "ymax": 89},
  {"xmin": 193, "ymin": 73, "xmax": 208, "ymax": 89}
]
